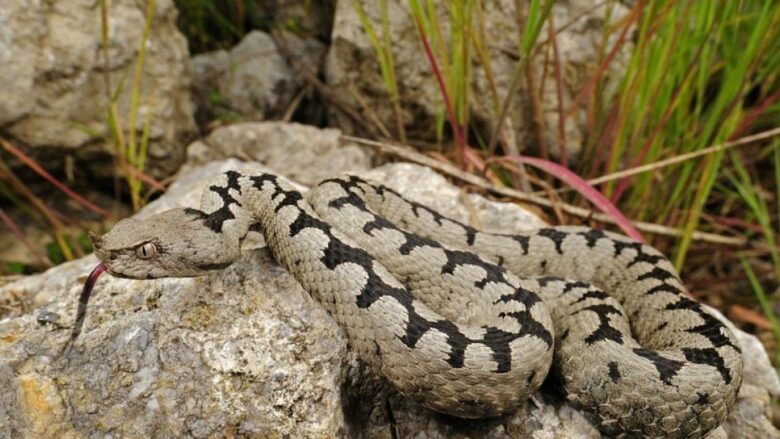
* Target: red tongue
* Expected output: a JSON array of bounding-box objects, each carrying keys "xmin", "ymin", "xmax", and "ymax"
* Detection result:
[{"xmin": 62, "ymin": 263, "xmax": 107, "ymax": 356}]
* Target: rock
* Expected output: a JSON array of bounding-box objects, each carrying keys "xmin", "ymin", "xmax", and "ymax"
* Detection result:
[
  {"xmin": 191, "ymin": 31, "xmax": 325, "ymax": 124},
  {"xmin": 722, "ymin": 329, "xmax": 780, "ymax": 438},
  {"xmin": 0, "ymin": 0, "xmax": 196, "ymax": 178},
  {"xmin": 325, "ymin": 0, "xmax": 631, "ymax": 157},
  {"xmin": 0, "ymin": 162, "xmax": 776, "ymax": 438},
  {"xmin": 181, "ymin": 121, "xmax": 373, "ymax": 186},
  {"xmin": 0, "ymin": 161, "xmax": 347, "ymax": 438}
]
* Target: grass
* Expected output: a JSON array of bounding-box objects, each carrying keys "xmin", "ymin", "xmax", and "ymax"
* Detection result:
[
  {"xmin": 606, "ymin": 1, "xmax": 778, "ymax": 353},
  {"xmin": 175, "ymin": 0, "xmax": 249, "ymax": 53},
  {"xmin": 580, "ymin": 0, "xmax": 780, "ymax": 360},
  {"xmin": 486, "ymin": 0, "xmax": 555, "ymax": 155},
  {"xmin": 174, "ymin": 0, "xmax": 331, "ymax": 53},
  {"xmin": 353, "ymin": 0, "xmax": 406, "ymax": 142},
  {"xmin": 0, "ymin": 0, "xmax": 163, "ymax": 273},
  {"xmin": 0, "ymin": 137, "xmax": 112, "ymax": 271},
  {"xmin": 741, "ymin": 255, "xmax": 780, "ymax": 365},
  {"xmin": 102, "ymin": 0, "xmax": 156, "ymax": 211},
  {"xmin": 356, "ymin": 0, "xmax": 780, "ymax": 362}
]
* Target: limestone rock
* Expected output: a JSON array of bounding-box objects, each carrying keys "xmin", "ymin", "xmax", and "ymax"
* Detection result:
[
  {"xmin": 0, "ymin": 162, "xmax": 776, "ymax": 438},
  {"xmin": 0, "ymin": 0, "xmax": 196, "ymax": 178},
  {"xmin": 190, "ymin": 31, "xmax": 325, "ymax": 123},
  {"xmin": 325, "ymin": 0, "xmax": 632, "ymax": 157},
  {"xmin": 723, "ymin": 329, "xmax": 780, "ymax": 438},
  {"xmin": 181, "ymin": 121, "xmax": 373, "ymax": 186},
  {"xmin": 0, "ymin": 161, "xmax": 347, "ymax": 438}
]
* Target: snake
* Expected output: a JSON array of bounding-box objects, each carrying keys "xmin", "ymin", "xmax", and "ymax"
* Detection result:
[{"xmin": 73, "ymin": 170, "xmax": 743, "ymax": 438}]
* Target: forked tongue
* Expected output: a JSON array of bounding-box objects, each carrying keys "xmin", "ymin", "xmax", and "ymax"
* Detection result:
[{"xmin": 61, "ymin": 263, "xmax": 107, "ymax": 356}]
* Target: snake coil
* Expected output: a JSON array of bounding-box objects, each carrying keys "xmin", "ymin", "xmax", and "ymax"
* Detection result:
[{"xmin": 87, "ymin": 170, "xmax": 743, "ymax": 438}]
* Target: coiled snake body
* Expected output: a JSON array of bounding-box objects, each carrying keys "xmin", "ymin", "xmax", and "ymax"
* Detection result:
[{"xmin": 88, "ymin": 170, "xmax": 743, "ymax": 438}]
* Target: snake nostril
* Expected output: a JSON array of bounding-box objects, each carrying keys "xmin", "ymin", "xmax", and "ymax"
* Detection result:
[{"xmin": 109, "ymin": 252, "xmax": 118, "ymax": 261}]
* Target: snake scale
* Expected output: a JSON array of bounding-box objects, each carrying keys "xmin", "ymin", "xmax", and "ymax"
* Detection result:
[{"xmin": 84, "ymin": 170, "xmax": 743, "ymax": 438}]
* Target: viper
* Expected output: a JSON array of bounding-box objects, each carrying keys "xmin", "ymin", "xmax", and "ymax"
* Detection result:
[{"xmin": 70, "ymin": 170, "xmax": 743, "ymax": 438}]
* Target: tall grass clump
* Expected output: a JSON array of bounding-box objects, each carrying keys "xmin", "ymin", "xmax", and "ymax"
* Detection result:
[
  {"xmin": 354, "ymin": 0, "xmax": 780, "ymax": 358},
  {"xmin": 101, "ymin": 0, "xmax": 156, "ymax": 211},
  {"xmin": 0, "ymin": 0, "xmax": 162, "ymax": 273},
  {"xmin": 407, "ymin": 0, "xmax": 553, "ymax": 164},
  {"xmin": 581, "ymin": 0, "xmax": 780, "ymax": 269},
  {"xmin": 579, "ymin": 2, "xmax": 780, "ymax": 354},
  {"xmin": 353, "ymin": 0, "xmax": 406, "ymax": 142}
]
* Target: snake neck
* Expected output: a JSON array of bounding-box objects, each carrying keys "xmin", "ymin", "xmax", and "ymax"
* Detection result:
[
  {"xmin": 198, "ymin": 172, "xmax": 318, "ymax": 258},
  {"xmin": 192, "ymin": 171, "xmax": 272, "ymax": 259}
]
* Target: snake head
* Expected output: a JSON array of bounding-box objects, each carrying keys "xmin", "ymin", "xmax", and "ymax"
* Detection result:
[{"xmin": 91, "ymin": 208, "xmax": 240, "ymax": 279}]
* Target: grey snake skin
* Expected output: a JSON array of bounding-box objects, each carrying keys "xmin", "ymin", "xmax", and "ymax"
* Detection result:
[{"xmin": 89, "ymin": 170, "xmax": 743, "ymax": 438}]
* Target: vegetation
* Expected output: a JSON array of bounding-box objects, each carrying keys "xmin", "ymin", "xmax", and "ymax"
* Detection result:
[{"xmin": 352, "ymin": 0, "xmax": 780, "ymax": 362}]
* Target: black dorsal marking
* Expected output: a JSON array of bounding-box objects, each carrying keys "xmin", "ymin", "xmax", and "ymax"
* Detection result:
[
  {"xmin": 196, "ymin": 170, "xmax": 243, "ymax": 233},
  {"xmin": 575, "ymin": 304, "xmax": 624, "ymax": 345},
  {"xmin": 577, "ymin": 228, "xmax": 607, "ymax": 248},
  {"xmin": 633, "ymin": 348, "xmax": 684, "ymax": 385},
  {"xmin": 665, "ymin": 298, "xmax": 739, "ymax": 351},
  {"xmin": 510, "ymin": 235, "xmax": 530, "ymax": 255},
  {"xmin": 538, "ymin": 228, "xmax": 569, "ymax": 254},
  {"xmin": 637, "ymin": 267, "xmax": 678, "ymax": 282},
  {"xmin": 441, "ymin": 250, "xmax": 510, "ymax": 289},
  {"xmin": 571, "ymin": 289, "xmax": 610, "ymax": 305},
  {"xmin": 682, "ymin": 347, "xmax": 732, "ymax": 384},
  {"xmin": 607, "ymin": 361, "xmax": 620, "ymax": 382}
]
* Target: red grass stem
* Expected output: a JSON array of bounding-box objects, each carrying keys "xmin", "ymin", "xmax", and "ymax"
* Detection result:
[
  {"xmin": 0, "ymin": 207, "xmax": 52, "ymax": 268},
  {"xmin": 566, "ymin": 3, "xmax": 642, "ymax": 117},
  {"xmin": 0, "ymin": 139, "xmax": 110, "ymax": 217},
  {"xmin": 502, "ymin": 155, "xmax": 645, "ymax": 241},
  {"xmin": 412, "ymin": 17, "xmax": 467, "ymax": 167}
]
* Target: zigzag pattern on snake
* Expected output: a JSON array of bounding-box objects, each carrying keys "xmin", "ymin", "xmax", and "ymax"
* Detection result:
[{"xmin": 89, "ymin": 170, "xmax": 743, "ymax": 438}]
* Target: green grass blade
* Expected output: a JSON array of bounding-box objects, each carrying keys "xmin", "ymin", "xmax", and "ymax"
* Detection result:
[{"xmin": 740, "ymin": 255, "xmax": 780, "ymax": 365}]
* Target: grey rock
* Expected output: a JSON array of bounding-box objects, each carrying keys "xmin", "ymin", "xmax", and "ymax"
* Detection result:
[
  {"xmin": 191, "ymin": 30, "xmax": 325, "ymax": 122},
  {"xmin": 0, "ymin": 0, "xmax": 196, "ymax": 178},
  {"xmin": 0, "ymin": 162, "xmax": 347, "ymax": 438},
  {"xmin": 181, "ymin": 121, "xmax": 373, "ymax": 186},
  {"xmin": 0, "ymin": 250, "xmax": 347, "ymax": 438},
  {"xmin": 325, "ymin": 0, "xmax": 632, "ymax": 157},
  {"xmin": 0, "ymin": 162, "xmax": 775, "ymax": 438},
  {"xmin": 723, "ymin": 328, "xmax": 780, "ymax": 438}
]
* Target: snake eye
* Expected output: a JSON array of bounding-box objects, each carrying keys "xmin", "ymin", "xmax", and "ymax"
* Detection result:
[{"xmin": 136, "ymin": 242, "xmax": 157, "ymax": 260}]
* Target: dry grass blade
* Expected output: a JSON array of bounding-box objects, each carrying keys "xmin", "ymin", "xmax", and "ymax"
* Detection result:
[
  {"xmin": 343, "ymin": 135, "xmax": 748, "ymax": 246},
  {"xmin": 271, "ymin": 31, "xmax": 385, "ymax": 139},
  {"xmin": 587, "ymin": 126, "xmax": 780, "ymax": 186},
  {"xmin": 0, "ymin": 162, "xmax": 75, "ymax": 261},
  {"xmin": 117, "ymin": 161, "xmax": 166, "ymax": 192},
  {"xmin": 500, "ymin": 155, "xmax": 644, "ymax": 241},
  {"xmin": 539, "ymin": 126, "xmax": 780, "ymax": 198},
  {"xmin": 410, "ymin": 14, "xmax": 467, "ymax": 165},
  {"xmin": 487, "ymin": 0, "xmax": 554, "ymax": 154},
  {"xmin": 547, "ymin": 13, "xmax": 568, "ymax": 166},
  {"xmin": 0, "ymin": 207, "xmax": 52, "ymax": 268},
  {"xmin": 0, "ymin": 139, "xmax": 110, "ymax": 217},
  {"xmin": 566, "ymin": 2, "xmax": 642, "ymax": 117},
  {"xmin": 729, "ymin": 304, "xmax": 774, "ymax": 331},
  {"xmin": 353, "ymin": 0, "xmax": 405, "ymax": 141}
]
